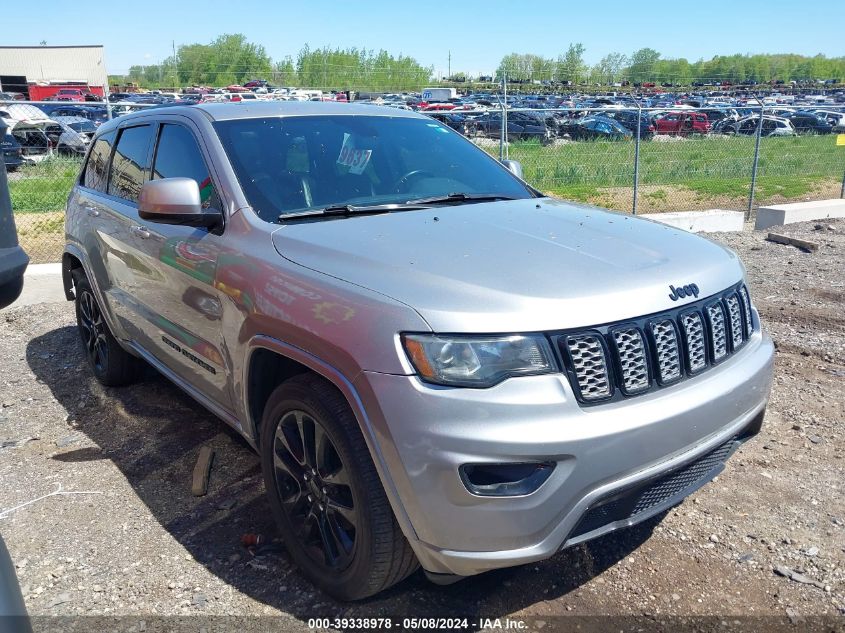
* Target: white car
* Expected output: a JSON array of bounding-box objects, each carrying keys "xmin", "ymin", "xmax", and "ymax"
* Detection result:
[
  {"xmin": 52, "ymin": 116, "xmax": 97, "ymax": 155},
  {"xmin": 0, "ymin": 104, "xmax": 58, "ymax": 163}
]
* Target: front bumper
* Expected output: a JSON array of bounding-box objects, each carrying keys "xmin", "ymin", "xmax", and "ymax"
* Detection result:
[{"xmin": 354, "ymin": 328, "xmax": 774, "ymax": 577}]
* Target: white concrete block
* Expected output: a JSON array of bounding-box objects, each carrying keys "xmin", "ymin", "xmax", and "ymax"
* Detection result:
[
  {"xmin": 640, "ymin": 209, "xmax": 745, "ymax": 233},
  {"xmin": 754, "ymin": 199, "xmax": 845, "ymax": 230}
]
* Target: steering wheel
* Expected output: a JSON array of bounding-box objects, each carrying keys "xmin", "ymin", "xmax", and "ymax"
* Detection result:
[{"xmin": 395, "ymin": 169, "xmax": 435, "ymax": 193}]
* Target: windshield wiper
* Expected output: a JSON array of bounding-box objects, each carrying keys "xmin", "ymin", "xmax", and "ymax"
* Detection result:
[
  {"xmin": 278, "ymin": 202, "xmax": 432, "ymax": 222},
  {"xmin": 404, "ymin": 192, "xmax": 521, "ymax": 205}
]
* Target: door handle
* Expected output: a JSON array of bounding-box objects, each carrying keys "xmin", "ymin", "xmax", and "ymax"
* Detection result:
[
  {"xmin": 130, "ymin": 226, "xmax": 151, "ymax": 239},
  {"xmin": 85, "ymin": 206, "xmax": 100, "ymax": 217}
]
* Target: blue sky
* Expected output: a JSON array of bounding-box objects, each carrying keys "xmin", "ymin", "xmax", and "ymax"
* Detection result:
[{"xmin": 7, "ymin": 0, "xmax": 842, "ymax": 75}]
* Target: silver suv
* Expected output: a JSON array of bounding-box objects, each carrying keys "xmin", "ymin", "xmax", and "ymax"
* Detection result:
[{"xmin": 63, "ymin": 102, "xmax": 774, "ymax": 600}]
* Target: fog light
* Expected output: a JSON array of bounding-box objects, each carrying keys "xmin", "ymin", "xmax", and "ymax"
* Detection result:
[{"xmin": 460, "ymin": 462, "xmax": 554, "ymax": 497}]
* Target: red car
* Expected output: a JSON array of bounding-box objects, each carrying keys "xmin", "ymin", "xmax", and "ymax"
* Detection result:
[
  {"xmin": 654, "ymin": 111, "xmax": 710, "ymax": 135},
  {"xmin": 55, "ymin": 88, "xmax": 85, "ymax": 102},
  {"xmin": 420, "ymin": 103, "xmax": 457, "ymax": 111}
]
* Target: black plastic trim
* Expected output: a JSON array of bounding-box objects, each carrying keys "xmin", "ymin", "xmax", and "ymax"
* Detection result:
[{"xmin": 459, "ymin": 461, "xmax": 555, "ymax": 497}]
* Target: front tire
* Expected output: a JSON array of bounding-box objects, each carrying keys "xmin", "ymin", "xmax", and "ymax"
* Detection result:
[
  {"xmin": 73, "ymin": 269, "xmax": 142, "ymax": 386},
  {"xmin": 260, "ymin": 373, "xmax": 418, "ymax": 600}
]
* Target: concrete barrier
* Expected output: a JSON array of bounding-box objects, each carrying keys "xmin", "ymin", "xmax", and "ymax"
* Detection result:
[
  {"xmin": 755, "ymin": 199, "xmax": 845, "ymax": 231},
  {"xmin": 640, "ymin": 209, "xmax": 745, "ymax": 233}
]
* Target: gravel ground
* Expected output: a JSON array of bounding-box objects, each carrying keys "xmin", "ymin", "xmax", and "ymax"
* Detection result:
[{"xmin": 0, "ymin": 218, "xmax": 843, "ymax": 630}]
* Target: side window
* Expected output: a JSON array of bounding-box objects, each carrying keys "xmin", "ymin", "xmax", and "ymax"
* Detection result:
[
  {"xmin": 108, "ymin": 125, "xmax": 154, "ymax": 202},
  {"xmin": 151, "ymin": 124, "xmax": 220, "ymax": 210},
  {"xmin": 83, "ymin": 131, "xmax": 116, "ymax": 192}
]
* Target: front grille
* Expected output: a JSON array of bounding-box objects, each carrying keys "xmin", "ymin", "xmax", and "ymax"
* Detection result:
[
  {"xmin": 738, "ymin": 286, "xmax": 753, "ymax": 335},
  {"xmin": 680, "ymin": 312, "xmax": 706, "ymax": 373},
  {"xmin": 569, "ymin": 437, "xmax": 739, "ymax": 540},
  {"xmin": 725, "ymin": 295, "xmax": 743, "ymax": 349},
  {"xmin": 558, "ymin": 283, "xmax": 755, "ymax": 404},
  {"xmin": 565, "ymin": 335, "xmax": 611, "ymax": 401},
  {"xmin": 650, "ymin": 319, "xmax": 682, "ymax": 383},
  {"xmin": 706, "ymin": 302, "xmax": 728, "ymax": 361},
  {"xmin": 612, "ymin": 328, "xmax": 649, "ymax": 393}
]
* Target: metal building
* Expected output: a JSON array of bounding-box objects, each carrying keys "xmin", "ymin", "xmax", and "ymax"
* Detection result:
[{"xmin": 0, "ymin": 45, "xmax": 108, "ymax": 98}]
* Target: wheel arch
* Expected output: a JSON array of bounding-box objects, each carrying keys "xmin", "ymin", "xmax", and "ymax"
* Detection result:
[
  {"xmin": 62, "ymin": 246, "xmax": 85, "ymax": 300},
  {"xmin": 243, "ymin": 335, "xmax": 420, "ymax": 542}
]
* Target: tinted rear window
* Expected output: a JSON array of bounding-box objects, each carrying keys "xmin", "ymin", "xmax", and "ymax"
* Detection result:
[
  {"xmin": 83, "ymin": 131, "xmax": 116, "ymax": 192},
  {"xmin": 108, "ymin": 125, "xmax": 154, "ymax": 202}
]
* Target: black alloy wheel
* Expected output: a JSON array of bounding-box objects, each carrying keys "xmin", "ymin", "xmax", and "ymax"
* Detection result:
[
  {"xmin": 271, "ymin": 409, "xmax": 357, "ymax": 570},
  {"xmin": 78, "ymin": 287, "xmax": 108, "ymax": 374}
]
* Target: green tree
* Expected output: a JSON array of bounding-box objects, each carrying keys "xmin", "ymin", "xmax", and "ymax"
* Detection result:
[
  {"xmin": 593, "ymin": 52, "xmax": 628, "ymax": 85},
  {"xmin": 626, "ymin": 48, "xmax": 661, "ymax": 83},
  {"xmin": 557, "ymin": 43, "xmax": 587, "ymax": 85}
]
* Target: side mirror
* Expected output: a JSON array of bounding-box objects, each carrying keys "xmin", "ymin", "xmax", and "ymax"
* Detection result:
[
  {"xmin": 501, "ymin": 159, "xmax": 524, "ymax": 179},
  {"xmin": 138, "ymin": 178, "xmax": 221, "ymax": 228}
]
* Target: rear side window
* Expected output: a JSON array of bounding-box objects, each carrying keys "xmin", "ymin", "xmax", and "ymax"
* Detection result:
[
  {"xmin": 83, "ymin": 131, "xmax": 116, "ymax": 192},
  {"xmin": 151, "ymin": 124, "xmax": 220, "ymax": 210},
  {"xmin": 108, "ymin": 125, "xmax": 154, "ymax": 202}
]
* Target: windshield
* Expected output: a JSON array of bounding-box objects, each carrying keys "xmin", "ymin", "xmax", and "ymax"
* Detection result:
[{"xmin": 213, "ymin": 115, "xmax": 533, "ymax": 221}]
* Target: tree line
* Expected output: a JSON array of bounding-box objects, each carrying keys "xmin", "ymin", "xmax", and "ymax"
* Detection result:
[
  {"xmin": 110, "ymin": 34, "xmax": 845, "ymax": 91},
  {"xmin": 496, "ymin": 48, "xmax": 845, "ymax": 85},
  {"xmin": 113, "ymin": 34, "xmax": 431, "ymax": 90}
]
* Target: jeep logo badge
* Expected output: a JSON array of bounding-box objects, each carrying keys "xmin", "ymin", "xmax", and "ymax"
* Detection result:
[{"xmin": 668, "ymin": 283, "xmax": 700, "ymax": 301}]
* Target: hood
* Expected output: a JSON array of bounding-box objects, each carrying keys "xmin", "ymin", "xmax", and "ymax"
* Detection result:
[{"xmin": 271, "ymin": 198, "xmax": 744, "ymax": 333}]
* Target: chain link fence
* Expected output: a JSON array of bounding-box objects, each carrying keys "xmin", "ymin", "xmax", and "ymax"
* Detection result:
[
  {"xmin": 467, "ymin": 104, "xmax": 845, "ymax": 216},
  {"xmin": 4, "ymin": 97, "xmax": 845, "ymax": 264}
]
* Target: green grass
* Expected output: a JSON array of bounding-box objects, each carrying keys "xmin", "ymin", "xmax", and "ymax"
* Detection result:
[
  {"xmin": 497, "ymin": 134, "xmax": 844, "ymax": 210},
  {"xmin": 8, "ymin": 156, "xmax": 82, "ymax": 214}
]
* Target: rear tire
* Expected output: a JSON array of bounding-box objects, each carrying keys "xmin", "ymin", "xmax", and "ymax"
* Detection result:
[
  {"xmin": 260, "ymin": 373, "xmax": 418, "ymax": 600},
  {"xmin": 72, "ymin": 269, "xmax": 142, "ymax": 386}
]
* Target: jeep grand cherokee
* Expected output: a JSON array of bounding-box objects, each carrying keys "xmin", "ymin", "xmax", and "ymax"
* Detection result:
[{"xmin": 62, "ymin": 102, "xmax": 774, "ymax": 599}]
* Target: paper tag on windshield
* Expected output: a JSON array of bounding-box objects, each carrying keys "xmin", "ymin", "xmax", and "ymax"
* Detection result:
[{"xmin": 336, "ymin": 133, "xmax": 372, "ymax": 175}]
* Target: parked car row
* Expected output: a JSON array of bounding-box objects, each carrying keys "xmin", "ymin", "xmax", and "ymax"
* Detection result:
[
  {"xmin": 2, "ymin": 87, "xmax": 842, "ymax": 167},
  {"xmin": 422, "ymin": 104, "xmax": 844, "ymax": 141},
  {"xmin": 0, "ymin": 103, "xmax": 100, "ymax": 168}
]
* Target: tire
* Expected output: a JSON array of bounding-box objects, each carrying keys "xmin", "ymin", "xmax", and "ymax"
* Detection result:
[
  {"xmin": 0, "ymin": 276, "xmax": 24, "ymax": 310},
  {"xmin": 260, "ymin": 373, "xmax": 418, "ymax": 600},
  {"xmin": 72, "ymin": 269, "xmax": 142, "ymax": 387}
]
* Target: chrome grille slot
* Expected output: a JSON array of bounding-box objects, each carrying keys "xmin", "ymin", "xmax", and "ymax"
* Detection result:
[
  {"xmin": 612, "ymin": 328, "xmax": 649, "ymax": 393},
  {"xmin": 706, "ymin": 302, "xmax": 728, "ymax": 361},
  {"xmin": 725, "ymin": 293, "xmax": 744, "ymax": 349},
  {"xmin": 565, "ymin": 335, "xmax": 611, "ymax": 400},
  {"xmin": 650, "ymin": 320, "xmax": 682, "ymax": 383},
  {"xmin": 739, "ymin": 285, "xmax": 753, "ymax": 335},
  {"xmin": 680, "ymin": 312, "xmax": 706, "ymax": 373}
]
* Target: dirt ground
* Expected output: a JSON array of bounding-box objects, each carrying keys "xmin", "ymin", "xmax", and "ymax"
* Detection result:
[{"xmin": 0, "ymin": 219, "xmax": 843, "ymax": 631}]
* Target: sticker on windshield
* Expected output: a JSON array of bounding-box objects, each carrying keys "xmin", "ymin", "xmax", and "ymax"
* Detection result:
[
  {"xmin": 426, "ymin": 123, "xmax": 450, "ymax": 134},
  {"xmin": 336, "ymin": 133, "xmax": 372, "ymax": 175}
]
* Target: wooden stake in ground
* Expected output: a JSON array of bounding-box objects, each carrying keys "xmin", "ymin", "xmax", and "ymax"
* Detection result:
[
  {"xmin": 191, "ymin": 446, "xmax": 215, "ymax": 496},
  {"xmin": 766, "ymin": 233, "xmax": 819, "ymax": 253}
]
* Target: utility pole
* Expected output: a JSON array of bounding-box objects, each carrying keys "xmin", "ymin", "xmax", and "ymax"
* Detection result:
[
  {"xmin": 172, "ymin": 40, "xmax": 177, "ymax": 87},
  {"xmin": 448, "ymin": 51, "xmax": 451, "ymax": 80}
]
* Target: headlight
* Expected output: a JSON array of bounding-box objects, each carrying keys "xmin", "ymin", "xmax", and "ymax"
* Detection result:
[{"xmin": 401, "ymin": 333, "xmax": 556, "ymax": 388}]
